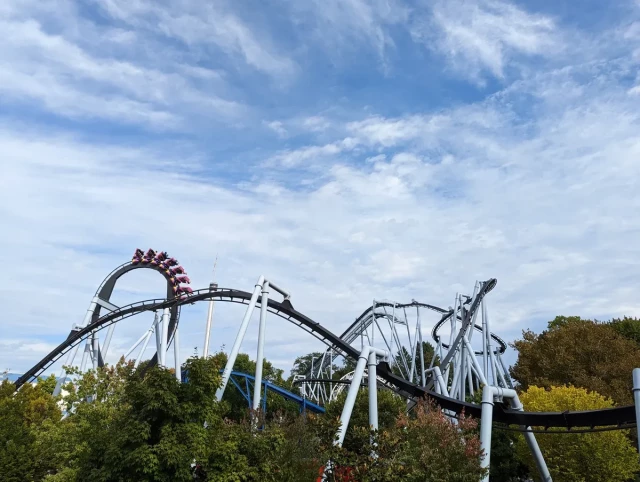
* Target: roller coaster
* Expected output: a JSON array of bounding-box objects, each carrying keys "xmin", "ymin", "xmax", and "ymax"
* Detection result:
[{"xmin": 12, "ymin": 249, "xmax": 640, "ymax": 481}]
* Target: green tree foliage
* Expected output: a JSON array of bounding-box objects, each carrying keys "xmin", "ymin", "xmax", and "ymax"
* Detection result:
[
  {"xmin": 0, "ymin": 377, "xmax": 62, "ymax": 481},
  {"xmin": 321, "ymin": 398, "xmax": 486, "ymax": 482},
  {"xmin": 609, "ymin": 316, "xmax": 640, "ymax": 346},
  {"xmin": 324, "ymin": 387, "xmax": 406, "ymax": 453},
  {"xmin": 220, "ymin": 352, "xmax": 300, "ymax": 421},
  {"xmin": 510, "ymin": 317, "xmax": 640, "ymax": 404},
  {"xmin": 1, "ymin": 356, "xmax": 489, "ymax": 482},
  {"xmin": 516, "ymin": 385, "xmax": 640, "ymax": 482}
]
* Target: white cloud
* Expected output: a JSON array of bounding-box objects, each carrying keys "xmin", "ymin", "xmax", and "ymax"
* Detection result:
[
  {"xmin": 264, "ymin": 120, "xmax": 288, "ymax": 138},
  {"xmin": 412, "ymin": 0, "xmax": 558, "ymax": 82},
  {"xmin": 303, "ymin": 116, "xmax": 331, "ymax": 132},
  {"xmin": 97, "ymin": 0, "xmax": 296, "ymax": 78},
  {"xmin": 288, "ymin": 0, "xmax": 409, "ymax": 68},
  {"xmin": 0, "ymin": 2, "xmax": 246, "ymax": 127}
]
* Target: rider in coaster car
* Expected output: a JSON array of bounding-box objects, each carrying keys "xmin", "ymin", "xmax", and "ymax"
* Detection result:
[
  {"xmin": 132, "ymin": 248, "xmax": 144, "ymax": 263},
  {"xmin": 165, "ymin": 257, "xmax": 178, "ymax": 267},
  {"xmin": 171, "ymin": 266, "xmax": 186, "ymax": 275},
  {"xmin": 176, "ymin": 275, "xmax": 191, "ymax": 284}
]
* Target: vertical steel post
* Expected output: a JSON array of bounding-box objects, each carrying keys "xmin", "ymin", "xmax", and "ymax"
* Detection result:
[
  {"xmin": 481, "ymin": 300, "xmax": 489, "ymax": 376},
  {"xmin": 481, "ymin": 386, "xmax": 551, "ymax": 482},
  {"xmin": 160, "ymin": 307, "xmax": 170, "ymax": 367},
  {"xmin": 633, "ymin": 368, "xmax": 640, "ymax": 456},
  {"xmin": 174, "ymin": 326, "xmax": 181, "ymax": 381},
  {"xmin": 368, "ymin": 350, "xmax": 378, "ymax": 431},
  {"xmin": 153, "ymin": 311, "xmax": 162, "ymax": 363},
  {"xmin": 101, "ymin": 324, "xmax": 115, "ymax": 365},
  {"xmin": 215, "ymin": 276, "xmax": 264, "ymax": 401},
  {"xmin": 480, "ymin": 385, "xmax": 495, "ymax": 481},
  {"xmin": 81, "ymin": 298, "xmax": 98, "ymax": 327},
  {"xmin": 464, "ymin": 339, "xmax": 488, "ymax": 386},
  {"xmin": 417, "ymin": 307, "xmax": 426, "ymax": 386},
  {"xmin": 252, "ymin": 282, "xmax": 269, "ymax": 411},
  {"xmin": 203, "ymin": 283, "xmax": 216, "ymax": 357},
  {"xmin": 79, "ymin": 338, "xmax": 91, "ymax": 372},
  {"xmin": 91, "ymin": 334, "xmax": 100, "ymax": 370}
]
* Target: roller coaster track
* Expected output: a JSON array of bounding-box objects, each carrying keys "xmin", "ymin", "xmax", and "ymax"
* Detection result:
[{"xmin": 15, "ymin": 286, "xmax": 637, "ymax": 431}]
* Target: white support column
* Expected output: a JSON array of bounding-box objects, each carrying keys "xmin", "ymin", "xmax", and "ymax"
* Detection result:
[
  {"xmin": 335, "ymin": 346, "xmax": 388, "ymax": 447},
  {"xmin": 79, "ymin": 337, "xmax": 92, "ymax": 372},
  {"xmin": 160, "ymin": 308, "xmax": 170, "ymax": 367},
  {"xmin": 154, "ymin": 312, "xmax": 162, "ymax": 364},
  {"xmin": 174, "ymin": 326, "xmax": 181, "ymax": 381},
  {"xmin": 464, "ymin": 339, "xmax": 488, "ymax": 386},
  {"xmin": 480, "ymin": 385, "xmax": 496, "ymax": 479},
  {"xmin": 480, "ymin": 386, "xmax": 551, "ymax": 482},
  {"xmin": 92, "ymin": 334, "xmax": 100, "ymax": 370},
  {"xmin": 252, "ymin": 282, "xmax": 269, "ymax": 412},
  {"xmin": 329, "ymin": 348, "xmax": 334, "ymax": 400},
  {"xmin": 101, "ymin": 324, "xmax": 115, "ymax": 365},
  {"xmin": 417, "ymin": 309, "xmax": 426, "ymax": 387},
  {"xmin": 481, "ymin": 300, "xmax": 489, "ymax": 376},
  {"xmin": 203, "ymin": 283, "xmax": 217, "ymax": 357},
  {"xmin": 81, "ymin": 298, "xmax": 98, "ymax": 327},
  {"xmin": 426, "ymin": 366, "xmax": 450, "ymax": 396},
  {"xmin": 215, "ymin": 275, "xmax": 264, "ymax": 401},
  {"xmin": 633, "ymin": 369, "xmax": 640, "ymax": 457},
  {"xmin": 335, "ymin": 349, "xmax": 368, "ymax": 446},
  {"xmin": 368, "ymin": 350, "xmax": 378, "ymax": 431}
]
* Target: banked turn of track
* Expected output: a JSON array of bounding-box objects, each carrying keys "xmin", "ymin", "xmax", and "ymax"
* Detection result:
[{"xmin": 15, "ymin": 286, "xmax": 637, "ymax": 431}]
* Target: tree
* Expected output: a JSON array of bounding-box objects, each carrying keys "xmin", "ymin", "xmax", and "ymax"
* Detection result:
[
  {"xmin": 516, "ymin": 385, "xmax": 639, "ymax": 482},
  {"xmin": 0, "ymin": 377, "xmax": 62, "ymax": 481},
  {"xmin": 510, "ymin": 317, "xmax": 640, "ymax": 405},
  {"xmin": 321, "ymin": 398, "xmax": 486, "ymax": 482},
  {"xmin": 289, "ymin": 351, "xmax": 327, "ymax": 378},
  {"xmin": 218, "ymin": 352, "xmax": 300, "ymax": 421},
  {"xmin": 609, "ymin": 316, "xmax": 640, "ymax": 346},
  {"xmin": 324, "ymin": 387, "xmax": 406, "ymax": 453}
]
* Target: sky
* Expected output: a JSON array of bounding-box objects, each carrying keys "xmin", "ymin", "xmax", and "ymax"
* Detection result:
[{"xmin": 2, "ymin": 0, "xmax": 640, "ymax": 377}]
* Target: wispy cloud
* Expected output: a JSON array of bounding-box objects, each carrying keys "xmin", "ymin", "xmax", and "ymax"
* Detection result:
[
  {"xmin": 97, "ymin": 0, "xmax": 296, "ymax": 78},
  {"xmin": 412, "ymin": 0, "xmax": 558, "ymax": 82}
]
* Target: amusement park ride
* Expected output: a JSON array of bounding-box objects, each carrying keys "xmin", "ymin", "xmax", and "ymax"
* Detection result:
[{"xmin": 12, "ymin": 249, "xmax": 640, "ymax": 482}]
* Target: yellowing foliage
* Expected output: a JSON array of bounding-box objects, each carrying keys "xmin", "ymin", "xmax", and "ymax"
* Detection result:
[{"xmin": 517, "ymin": 385, "xmax": 639, "ymax": 482}]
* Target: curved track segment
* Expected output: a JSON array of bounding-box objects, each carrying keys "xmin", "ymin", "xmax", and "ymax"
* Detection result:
[{"xmin": 15, "ymin": 286, "xmax": 638, "ymax": 430}]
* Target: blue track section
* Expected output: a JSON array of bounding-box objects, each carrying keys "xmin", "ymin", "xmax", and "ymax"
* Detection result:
[{"xmin": 182, "ymin": 370, "xmax": 325, "ymax": 415}]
